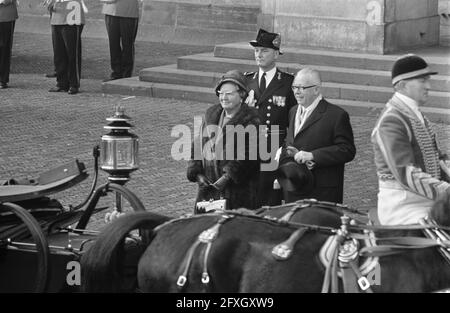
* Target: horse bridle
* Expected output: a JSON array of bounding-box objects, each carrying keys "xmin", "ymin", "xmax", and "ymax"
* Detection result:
[{"xmin": 323, "ymin": 215, "xmax": 450, "ymax": 293}]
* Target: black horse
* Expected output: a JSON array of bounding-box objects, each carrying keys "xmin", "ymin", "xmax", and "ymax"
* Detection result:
[{"xmin": 81, "ymin": 197, "xmax": 450, "ymax": 293}]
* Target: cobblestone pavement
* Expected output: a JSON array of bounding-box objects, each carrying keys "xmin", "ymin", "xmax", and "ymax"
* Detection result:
[{"xmin": 1, "ymin": 32, "xmax": 449, "ymax": 229}]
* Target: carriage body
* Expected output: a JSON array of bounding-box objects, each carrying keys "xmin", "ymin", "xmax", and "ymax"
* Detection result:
[
  {"xmin": 0, "ymin": 158, "xmax": 146, "ymax": 292},
  {"xmin": 0, "ymin": 230, "xmax": 97, "ymax": 292}
]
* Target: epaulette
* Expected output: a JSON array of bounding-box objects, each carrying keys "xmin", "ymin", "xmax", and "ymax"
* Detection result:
[{"xmin": 276, "ymin": 68, "xmax": 292, "ymax": 76}]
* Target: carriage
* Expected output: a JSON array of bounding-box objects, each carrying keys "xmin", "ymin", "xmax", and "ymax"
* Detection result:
[
  {"xmin": 2, "ymin": 157, "xmax": 450, "ymax": 292},
  {"xmin": 0, "ymin": 107, "xmax": 146, "ymax": 293},
  {"xmin": 0, "ymin": 153, "xmax": 149, "ymax": 292},
  {"xmin": 2, "ymin": 109, "xmax": 450, "ymax": 293}
]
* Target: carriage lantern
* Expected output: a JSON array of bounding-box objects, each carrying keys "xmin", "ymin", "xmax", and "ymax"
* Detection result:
[{"xmin": 100, "ymin": 106, "xmax": 139, "ymax": 184}]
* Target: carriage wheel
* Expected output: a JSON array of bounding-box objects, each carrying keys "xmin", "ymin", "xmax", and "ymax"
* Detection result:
[{"xmin": 2, "ymin": 202, "xmax": 50, "ymax": 293}]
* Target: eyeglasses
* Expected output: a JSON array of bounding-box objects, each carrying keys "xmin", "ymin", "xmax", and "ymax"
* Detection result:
[{"xmin": 291, "ymin": 85, "xmax": 316, "ymax": 92}]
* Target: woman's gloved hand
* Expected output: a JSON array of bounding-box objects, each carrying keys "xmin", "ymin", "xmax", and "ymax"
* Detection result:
[
  {"xmin": 196, "ymin": 174, "xmax": 211, "ymax": 189},
  {"xmin": 212, "ymin": 174, "xmax": 231, "ymax": 191}
]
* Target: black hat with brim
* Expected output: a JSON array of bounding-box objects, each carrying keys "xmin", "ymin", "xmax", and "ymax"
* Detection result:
[
  {"xmin": 249, "ymin": 28, "xmax": 283, "ymax": 55},
  {"xmin": 276, "ymin": 160, "xmax": 314, "ymax": 193},
  {"xmin": 391, "ymin": 54, "xmax": 438, "ymax": 85}
]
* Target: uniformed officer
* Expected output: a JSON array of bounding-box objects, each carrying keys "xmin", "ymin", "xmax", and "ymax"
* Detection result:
[
  {"xmin": 245, "ymin": 28, "xmax": 297, "ymax": 207},
  {"xmin": 0, "ymin": 0, "xmax": 18, "ymax": 89},
  {"xmin": 47, "ymin": 0, "xmax": 86, "ymax": 95},
  {"xmin": 101, "ymin": 0, "xmax": 140, "ymax": 81}
]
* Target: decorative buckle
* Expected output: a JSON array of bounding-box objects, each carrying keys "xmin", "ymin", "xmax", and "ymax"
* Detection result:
[
  {"xmin": 338, "ymin": 238, "xmax": 359, "ymax": 263},
  {"xmin": 199, "ymin": 227, "xmax": 218, "ymax": 243},
  {"xmin": 177, "ymin": 275, "xmax": 187, "ymax": 287},
  {"xmin": 201, "ymin": 272, "xmax": 210, "ymax": 284},
  {"xmin": 272, "ymin": 244, "xmax": 292, "ymax": 259},
  {"xmin": 358, "ymin": 277, "xmax": 371, "ymax": 290}
]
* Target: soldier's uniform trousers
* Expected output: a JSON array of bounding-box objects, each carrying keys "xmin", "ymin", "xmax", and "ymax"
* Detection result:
[
  {"xmin": 0, "ymin": 20, "xmax": 14, "ymax": 85},
  {"xmin": 105, "ymin": 15, "xmax": 138, "ymax": 79},
  {"xmin": 257, "ymin": 131, "xmax": 285, "ymax": 207},
  {"xmin": 51, "ymin": 24, "xmax": 83, "ymax": 89}
]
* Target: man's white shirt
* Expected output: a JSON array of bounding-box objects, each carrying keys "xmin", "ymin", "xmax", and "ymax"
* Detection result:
[{"xmin": 294, "ymin": 95, "xmax": 322, "ymax": 136}]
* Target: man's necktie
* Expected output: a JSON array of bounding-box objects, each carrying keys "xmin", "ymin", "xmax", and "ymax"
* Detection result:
[
  {"xmin": 294, "ymin": 107, "xmax": 306, "ymax": 136},
  {"xmin": 260, "ymin": 72, "xmax": 266, "ymax": 94}
]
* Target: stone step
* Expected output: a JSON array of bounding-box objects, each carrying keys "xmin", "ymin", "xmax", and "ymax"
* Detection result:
[
  {"xmin": 141, "ymin": 64, "xmax": 449, "ymax": 109},
  {"xmin": 174, "ymin": 53, "xmax": 450, "ymax": 92},
  {"xmin": 140, "ymin": 65, "xmax": 221, "ymax": 89},
  {"xmin": 102, "ymin": 78, "xmax": 450, "ymax": 124},
  {"xmin": 213, "ymin": 42, "xmax": 450, "ymax": 75}
]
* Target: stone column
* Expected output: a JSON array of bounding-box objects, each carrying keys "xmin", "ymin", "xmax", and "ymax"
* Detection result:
[{"xmin": 259, "ymin": 0, "xmax": 440, "ymax": 54}]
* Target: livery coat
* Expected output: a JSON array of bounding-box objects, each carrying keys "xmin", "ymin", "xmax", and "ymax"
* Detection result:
[
  {"xmin": 280, "ymin": 98, "xmax": 356, "ymax": 203},
  {"xmin": 245, "ymin": 68, "xmax": 297, "ymax": 206},
  {"xmin": 371, "ymin": 93, "xmax": 450, "ymax": 224},
  {"xmin": 187, "ymin": 103, "xmax": 261, "ymax": 210}
]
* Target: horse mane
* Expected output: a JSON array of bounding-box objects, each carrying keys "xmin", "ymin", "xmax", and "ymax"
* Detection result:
[{"xmin": 81, "ymin": 212, "xmax": 170, "ymax": 292}]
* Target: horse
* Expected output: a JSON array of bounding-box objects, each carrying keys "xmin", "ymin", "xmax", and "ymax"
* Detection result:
[{"xmin": 80, "ymin": 197, "xmax": 450, "ymax": 293}]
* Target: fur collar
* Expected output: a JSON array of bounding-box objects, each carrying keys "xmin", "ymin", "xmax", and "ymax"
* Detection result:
[{"xmin": 205, "ymin": 103, "xmax": 260, "ymax": 127}]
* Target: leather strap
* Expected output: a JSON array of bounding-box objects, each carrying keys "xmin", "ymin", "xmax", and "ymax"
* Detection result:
[{"xmin": 271, "ymin": 227, "xmax": 307, "ymax": 260}]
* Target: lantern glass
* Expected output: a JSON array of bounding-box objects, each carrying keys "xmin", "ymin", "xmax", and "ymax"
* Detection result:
[{"xmin": 100, "ymin": 135, "xmax": 139, "ymax": 171}]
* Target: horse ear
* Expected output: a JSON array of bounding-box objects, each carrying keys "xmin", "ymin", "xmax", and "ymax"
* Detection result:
[{"xmin": 430, "ymin": 193, "xmax": 450, "ymax": 227}]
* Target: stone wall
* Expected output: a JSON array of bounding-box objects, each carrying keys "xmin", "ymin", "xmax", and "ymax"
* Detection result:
[
  {"xmin": 14, "ymin": 0, "xmax": 448, "ymax": 48},
  {"xmin": 15, "ymin": 0, "xmax": 260, "ymax": 45},
  {"xmin": 440, "ymin": 0, "xmax": 450, "ymax": 45},
  {"xmin": 259, "ymin": 0, "xmax": 440, "ymax": 54}
]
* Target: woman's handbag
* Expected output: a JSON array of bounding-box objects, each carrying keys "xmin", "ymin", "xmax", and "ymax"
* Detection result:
[{"xmin": 195, "ymin": 198, "xmax": 227, "ymax": 213}]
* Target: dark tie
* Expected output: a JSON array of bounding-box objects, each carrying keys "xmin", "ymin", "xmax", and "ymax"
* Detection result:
[{"xmin": 260, "ymin": 72, "xmax": 266, "ymax": 94}]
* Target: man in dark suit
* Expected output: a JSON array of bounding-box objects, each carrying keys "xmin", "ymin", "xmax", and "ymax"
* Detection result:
[
  {"xmin": 245, "ymin": 28, "xmax": 297, "ymax": 207},
  {"xmin": 279, "ymin": 68, "xmax": 356, "ymax": 203}
]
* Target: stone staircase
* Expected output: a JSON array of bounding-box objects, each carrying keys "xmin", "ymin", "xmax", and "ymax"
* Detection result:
[{"xmin": 102, "ymin": 42, "xmax": 450, "ymax": 123}]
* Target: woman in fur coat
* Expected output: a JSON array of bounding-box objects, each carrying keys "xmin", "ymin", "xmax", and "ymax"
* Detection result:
[{"xmin": 187, "ymin": 70, "xmax": 261, "ymax": 211}]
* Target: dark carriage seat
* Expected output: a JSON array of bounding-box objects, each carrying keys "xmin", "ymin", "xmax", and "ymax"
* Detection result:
[
  {"xmin": 0, "ymin": 160, "xmax": 89, "ymax": 234},
  {"xmin": 0, "ymin": 159, "xmax": 88, "ymax": 203}
]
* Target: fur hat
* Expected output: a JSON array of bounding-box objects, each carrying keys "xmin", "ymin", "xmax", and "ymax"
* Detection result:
[{"xmin": 391, "ymin": 54, "xmax": 437, "ymax": 85}]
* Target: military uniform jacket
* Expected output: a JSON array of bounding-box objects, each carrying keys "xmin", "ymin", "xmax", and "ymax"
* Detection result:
[
  {"xmin": 245, "ymin": 68, "xmax": 297, "ymax": 152},
  {"xmin": 50, "ymin": 0, "xmax": 86, "ymax": 25},
  {"xmin": 101, "ymin": 0, "xmax": 140, "ymax": 18},
  {"xmin": 0, "ymin": 0, "xmax": 18, "ymax": 22}
]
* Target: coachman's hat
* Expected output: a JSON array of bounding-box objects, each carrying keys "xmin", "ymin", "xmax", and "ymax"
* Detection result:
[
  {"xmin": 391, "ymin": 54, "xmax": 438, "ymax": 85},
  {"xmin": 249, "ymin": 28, "xmax": 283, "ymax": 54},
  {"xmin": 215, "ymin": 70, "xmax": 249, "ymax": 97},
  {"xmin": 276, "ymin": 159, "xmax": 314, "ymax": 193}
]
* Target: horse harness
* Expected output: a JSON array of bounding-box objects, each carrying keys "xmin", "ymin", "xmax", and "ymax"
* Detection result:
[
  {"xmin": 267, "ymin": 204, "xmax": 450, "ymax": 293},
  {"xmin": 154, "ymin": 204, "xmax": 450, "ymax": 293},
  {"xmin": 320, "ymin": 216, "xmax": 450, "ymax": 293},
  {"xmin": 173, "ymin": 214, "xmax": 234, "ymax": 291}
]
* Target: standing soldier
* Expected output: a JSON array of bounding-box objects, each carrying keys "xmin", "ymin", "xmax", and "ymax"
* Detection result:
[
  {"xmin": 245, "ymin": 28, "xmax": 297, "ymax": 207},
  {"xmin": 0, "ymin": 0, "xmax": 18, "ymax": 89},
  {"xmin": 101, "ymin": 0, "xmax": 140, "ymax": 81},
  {"xmin": 47, "ymin": 0, "xmax": 86, "ymax": 95}
]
